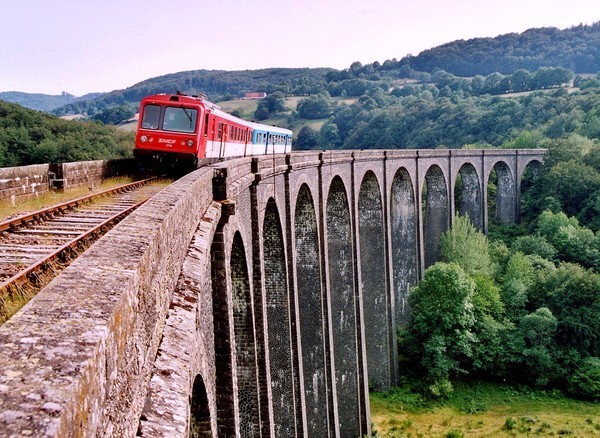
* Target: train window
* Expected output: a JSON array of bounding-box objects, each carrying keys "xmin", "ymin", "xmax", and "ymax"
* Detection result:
[
  {"xmin": 217, "ymin": 123, "xmax": 222, "ymax": 140},
  {"xmin": 141, "ymin": 105, "xmax": 161, "ymax": 130},
  {"xmin": 204, "ymin": 113, "xmax": 210, "ymax": 136},
  {"xmin": 163, "ymin": 107, "xmax": 198, "ymax": 133}
]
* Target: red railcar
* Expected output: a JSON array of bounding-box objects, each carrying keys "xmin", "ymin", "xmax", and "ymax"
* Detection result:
[{"xmin": 134, "ymin": 93, "xmax": 292, "ymax": 168}]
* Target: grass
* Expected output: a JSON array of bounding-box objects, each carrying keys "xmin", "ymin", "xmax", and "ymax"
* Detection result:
[
  {"xmin": 216, "ymin": 99, "xmax": 259, "ymax": 119},
  {"xmin": 370, "ymin": 380, "xmax": 600, "ymax": 437},
  {"xmin": 0, "ymin": 176, "xmax": 136, "ymax": 221}
]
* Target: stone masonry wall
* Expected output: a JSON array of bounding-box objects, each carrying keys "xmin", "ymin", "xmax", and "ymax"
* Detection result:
[
  {"xmin": 0, "ymin": 158, "xmax": 135, "ymax": 205},
  {"xmin": 0, "ymin": 163, "xmax": 49, "ymax": 205},
  {"xmin": 0, "ymin": 166, "xmax": 215, "ymax": 436},
  {"xmin": 61, "ymin": 158, "xmax": 136, "ymax": 189},
  {"xmin": 0, "ymin": 149, "xmax": 545, "ymax": 437}
]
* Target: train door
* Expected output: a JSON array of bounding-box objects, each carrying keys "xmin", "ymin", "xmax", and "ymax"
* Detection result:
[
  {"xmin": 264, "ymin": 133, "xmax": 270, "ymax": 154},
  {"xmin": 219, "ymin": 123, "xmax": 228, "ymax": 157},
  {"xmin": 199, "ymin": 112, "xmax": 210, "ymax": 158}
]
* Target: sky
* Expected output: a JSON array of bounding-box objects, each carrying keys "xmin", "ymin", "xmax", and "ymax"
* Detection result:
[{"xmin": 0, "ymin": 0, "xmax": 597, "ymax": 96}]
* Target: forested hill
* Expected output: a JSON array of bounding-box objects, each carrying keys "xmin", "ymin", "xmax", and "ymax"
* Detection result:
[
  {"xmin": 400, "ymin": 22, "xmax": 600, "ymax": 76},
  {"xmin": 0, "ymin": 91, "xmax": 103, "ymax": 112},
  {"xmin": 51, "ymin": 68, "xmax": 333, "ymax": 118},
  {"xmin": 0, "ymin": 100, "xmax": 133, "ymax": 167},
  {"xmin": 50, "ymin": 23, "xmax": 600, "ymax": 118}
]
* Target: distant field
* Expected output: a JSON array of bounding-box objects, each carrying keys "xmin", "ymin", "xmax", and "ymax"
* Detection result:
[
  {"xmin": 216, "ymin": 99, "xmax": 259, "ymax": 119},
  {"xmin": 500, "ymin": 86, "xmax": 579, "ymax": 98},
  {"xmin": 116, "ymin": 120, "xmax": 138, "ymax": 132},
  {"xmin": 216, "ymin": 96, "xmax": 357, "ymax": 136}
]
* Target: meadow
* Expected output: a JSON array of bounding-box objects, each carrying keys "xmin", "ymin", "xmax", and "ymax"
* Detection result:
[{"xmin": 370, "ymin": 381, "xmax": 600, "ymax": 437}]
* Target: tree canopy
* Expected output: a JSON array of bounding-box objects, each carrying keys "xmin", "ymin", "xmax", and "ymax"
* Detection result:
[{"xmin": 0, "ymin": 100, "xmax": 133, "ymax": 167}]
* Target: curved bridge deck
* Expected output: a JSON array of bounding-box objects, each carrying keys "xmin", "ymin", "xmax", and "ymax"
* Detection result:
[{"xmin": 0, "ymin": 149, "xmax": 544, "ymax": 437}]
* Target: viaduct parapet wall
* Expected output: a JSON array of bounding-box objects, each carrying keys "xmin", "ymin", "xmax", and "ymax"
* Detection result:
[
  {"xmin": 0, "ymin": 149, "xmax": 544, "ymax": 437},
  {"xmin": 0, "ymin": 158, "xmax": 136, "ymax": 205}
]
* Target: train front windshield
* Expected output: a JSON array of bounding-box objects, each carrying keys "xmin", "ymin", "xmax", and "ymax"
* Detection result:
[{"xmin": 141, "ymin": 104, "xmax": 198, "ymax": 133}]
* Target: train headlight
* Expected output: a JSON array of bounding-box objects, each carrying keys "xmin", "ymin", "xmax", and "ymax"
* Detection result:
[
  {"xmin": 140, "ymin": 135, "xmax": 148, "ymax": 143},
  {"xmin": 186, "ymin": 140, "xmax": 194, "ymax": 147}
]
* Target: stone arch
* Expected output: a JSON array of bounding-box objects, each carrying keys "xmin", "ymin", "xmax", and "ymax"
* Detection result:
[
  {"xmin": 423, "ymin": 164, "xmax": 449, "ymax": 268},
  {"xmin": 358, "ymin": 171, "xmax": 390, "ymax": 390},
  {"xmin": 189, "ymin": 374, "xmax": 211, "ymax": 438},
  {"xmin": 294, "ymin": 184, "xmax": 327, "ymax": 436},
  {"xmin": 455, "ymin": 163, "xmax": 483, "ymax": 230},
  {"xmin": 390, "ymin": 167, "xmax": 418, "ymax": 325},
  {"xmin": 488, "ymin": 161, "xmax": 516, "ymax": 224},
  {"xmin": 263, "ymin": 198, "xmax": 295, "ymax": 436},
  {"xmin": 231, "ymin": 231, "xmax": 260, "ymax": 437},
  {"xmin": 326, "ymin": 176, "xmax": 360, "ymax": 436}
]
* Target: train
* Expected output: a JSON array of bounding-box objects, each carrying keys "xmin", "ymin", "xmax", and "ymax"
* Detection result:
[{"xmin": 134, "ymin": 92, "xmax": 293, "ymax": 168}]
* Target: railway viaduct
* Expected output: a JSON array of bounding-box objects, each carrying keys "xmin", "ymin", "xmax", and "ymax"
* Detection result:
[{"xmin": 0, "ymin": 149, "xmax": 544, "ymax": 437}]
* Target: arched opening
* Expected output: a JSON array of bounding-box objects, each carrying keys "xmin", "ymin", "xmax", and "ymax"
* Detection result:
[
  {"xmin": 423, "ymin": 165, "xmax": 449, "ymax": 268},
  {"xmin": 189, "ymin": 374, "xmax": 212, "ymax": 438},
  {"xmin": 454, "ymin": 163, "xmax": 482, "ymax": 230},
  {"xmin": 358, "ymin": 171, "xmax": 390, "ymax": 390},
  {"xmin": 294, "ymin": 184, "xmax": 328, "ymax": 436},
  {"xmin": 263, "ymin": 198, "xmax": 295, "ymax": 436},
  {"xmin": 390, "ymin": 167, "xmax": 418, "ymax": 325},
  {"xmin": 488, "ymin": 161, "xmax": 516, "ymax": 225},
  {"xmin": 231, "ymin": 232, "xmax": 260, "ymax": 437},
  {"xmin": 326, "ymin": 176, "xmax": 360, "ymax": 436}
]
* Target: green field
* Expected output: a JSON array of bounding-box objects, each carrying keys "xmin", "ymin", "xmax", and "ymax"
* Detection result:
[
  {"xmin": 370, "ymin": 381, "xmax": 600, "ymax": 437},
  {"xmin": 216, "ymin": 96, "xmax": 357, "ymax": 136}
]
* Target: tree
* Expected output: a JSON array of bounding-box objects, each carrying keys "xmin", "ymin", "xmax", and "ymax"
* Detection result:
[
  {"xmin": 528, "ymin": 262, "xmax": 600, "ymax": 357},
  {"xmin": 568, "ymin": 357, "xmax": 600, "ymax": 401},
  {"xmin": 440, "ymin": 215, "xmax": 491, "ymax": 277},
  {"xmin": 91, "ymin": 104, "xmax": 135, "ymax": 125},
  {"xmin": 516, "ymin": 307, "xmax": 559, "ymax": 386},
  {"xmin": 319, "ymin": 122, "xmax": 342, "ymax": 148},
  {"xmin": 536, "ymin": 211, "xmax": 600, "ymax": 269},
  {"xmin": 296, "ymin": 94, "xmax": 332, "ymax": 119},
  {"xmin": 295, "ymin": 126, "xmax": 319, "ymax": 150},
  {"xmin": 511, "ymin": 69, "xmax": 532, "ymax": 92},
  {"xmin": 511, "ymin": 235, "xmax": 557, "ymax": 261},
  {"xmin": 254, "ymin": 92, "xmax": 287, "ymax": 120},
  {"xmin": 401, "ymin": 262, "xmax": 476, "ymax": 397},
  {"xmin": 501, "ymin": 251, "xmax": 535, "ymax": 319}
]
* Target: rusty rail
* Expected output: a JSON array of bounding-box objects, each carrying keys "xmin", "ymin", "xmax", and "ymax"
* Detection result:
[
  {"xmin": 0, "ymin": 178, "xmax": 163, "ymax": 324},
  {"xmin": 0, "ymin": 177, "xmax": 156, "ymax": 233}
]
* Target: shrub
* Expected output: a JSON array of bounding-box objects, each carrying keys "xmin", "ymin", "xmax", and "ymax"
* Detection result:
[{"xmin": 567, "ymin": 357, "xmax": 600, "ymax": 401}]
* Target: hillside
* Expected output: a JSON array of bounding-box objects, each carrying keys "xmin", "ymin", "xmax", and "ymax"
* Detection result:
[
  {"xmin": 50, "ymin": 68, "xmax": 334, "ymax": 118},
  {"xmin": 0, "ymin": 100, "xmax": 133, "ymax": 167},
  {"xmin": 0, "ymin": 22, "xmax": 594, "ymax": 124},
  {"xmin": 400, "ymin": 22, "xmax": 600, "ymax": 76},
  {"xmin": 0, "ymin": 91, "xmax": 104, "ymax": 112}
]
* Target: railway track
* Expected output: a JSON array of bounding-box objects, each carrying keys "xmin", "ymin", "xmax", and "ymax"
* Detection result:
[{"xmin": 0, "ymin": 178, "xmax": 168, "ymax": 324}]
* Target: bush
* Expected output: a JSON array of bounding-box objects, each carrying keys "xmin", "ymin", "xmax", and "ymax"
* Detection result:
[
  {"xmin": 568, "ymin": 357, "xmax": 600, "ymax": 401},
  {"xmin": 512, "ymin": 235, "xmax": 557, "ymax": 261}
]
